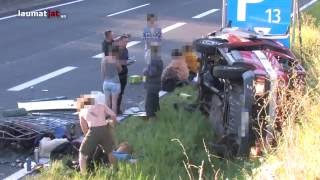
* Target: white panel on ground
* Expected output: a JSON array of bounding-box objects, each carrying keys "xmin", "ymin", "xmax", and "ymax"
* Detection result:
[{"xmin": 18, "ymin": 100, "xmax": 76, "ymax": 111}]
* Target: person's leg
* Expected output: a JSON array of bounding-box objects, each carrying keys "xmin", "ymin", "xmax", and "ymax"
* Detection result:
[
  {"xmin": 109, "ymin": 82, "xmax": 120, "ymax": 114},
  {"xmin": 79, "ymin": 130, "xmax": 97, "ymax": 174},
  {"xmin": 79, "ymin": 152, "xmax": 88, "ymax": 174},
  {"xmin": 145, "ymin": 88, "xmax": 152, "ymax": 117},
  {"xmin": 105, "ymin": 92, "xmax": 111, "ymax": 108},
  {"xmin": 117, "ymin": 74, "xmax": 127, "ymax": 114},
  {"xmin": 98, "ymin": 125, "xmax": 117, "ymax": 167},
  {"xmin": 146, "ymin": 88, "xmax": 158, "ymax": 118},
  {"xmin": 111, "ymin": 94, "xmax": 119, "ymax": 115},
  {"xmin": 155, "ymin": 89, "xmax": 160, "ymax": 112},
  {"xmin": 103, "ymin": 81, "xmax": 112, "ymax": 108}
]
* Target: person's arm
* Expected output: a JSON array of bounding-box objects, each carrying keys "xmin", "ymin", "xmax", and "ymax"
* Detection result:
[
  {"xmin": 104, "ymin": 105, "xmax": 117, "ymax": 125},
  {"xmin": 102, "ymin": 41, "xmax": 106, "ymax": 53},
  {"xmin": 116, "ymin": 61, "xmax": 123, "ymax": 73},
  {"xmin": 80, "ymin": 117, "xmax": 89, "ymax": 135},
  {"xmin": 158, "ymin": 27, "xmax": 162, "ymax": 42}
]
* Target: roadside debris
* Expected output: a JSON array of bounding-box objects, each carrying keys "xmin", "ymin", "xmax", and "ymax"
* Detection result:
[
  {"xmin": 128, "ymin": 75, "xmax": 144, "ymax": 84},
  {"xmin": 30, "ymin": 96, "xmax": 67, "ymax": 102},
  {"xmin": 178, "ymin": 92, "xmax": 192, "ymax": 100},
  {"xmin": 2, "ymin": 108, "xmax": 28, "ymax": 117}
]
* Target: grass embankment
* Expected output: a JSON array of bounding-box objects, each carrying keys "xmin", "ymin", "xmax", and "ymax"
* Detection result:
[
  {"xmin": 252, "ymin": 13, "xmax": 320, "ymax": 179},
  {"xmin": 306, "ymin": 0, "xmax": 320, "ymax": 25},
  {"xmin": 34, "ymin": 87, "xmax": 260, "ymax": 180},
  {"xmin": 33, "ymin": 87, "xmax": 218, "ymax": 180}
]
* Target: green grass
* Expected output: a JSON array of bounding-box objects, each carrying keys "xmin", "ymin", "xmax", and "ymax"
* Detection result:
[
  {"xmin": 34, "ymin": 86, "xmax": 260, "ymax": 180},
  {"xmin": 251, "ymin": 12, "xmax": 320, "ymax": 180},
  {"xmin": 306, "ymin": 0, "xmax": 320, "ymax": 24},
  {"xmin": 32, "ymin": 86, "xmax": 213, "ymax": 179}
]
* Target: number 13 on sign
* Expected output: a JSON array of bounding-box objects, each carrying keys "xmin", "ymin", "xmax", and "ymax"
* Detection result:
[{"xmin": 265, "ymin": 8, "xmax": 281, "ymax": 23}]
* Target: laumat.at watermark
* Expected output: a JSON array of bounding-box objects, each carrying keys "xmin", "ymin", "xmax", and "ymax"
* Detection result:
[{"xmin": 17, "ymin": 10, "xmax": 67, "ymax": 19}]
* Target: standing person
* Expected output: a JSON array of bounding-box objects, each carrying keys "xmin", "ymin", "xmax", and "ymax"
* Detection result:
[
  {"xmin": 101, "ymin": 46, "xmax": 122, "ymax": 114},
  {"xmin": 143, "ymin": 13, "xmax": 162, "ymax": 64},
  {"xmin": 143, "ymin": 45, "xmax": 163, "ymax": 120},
  {"xmin": 77, "ymin": 95, "xmax": 117, "ymax": 174},
  {"xmin": 182, "ymin": 45, "xmax": 199, "ymax": 81},
  {"xmin": 117, "ymin": 35, "xmax": 130, "ymax": 114},
  {"xmin": 102, "ymin": 30, "xmax": 113, "ymax": 56}
]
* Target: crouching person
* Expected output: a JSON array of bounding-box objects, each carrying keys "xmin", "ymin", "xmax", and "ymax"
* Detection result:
[
  {"xmin": 161, "ymin": 49, "xmax": 189, "ymax": 92},
  {"xmin": 182, "ymin": 45, "xmax": 199, "ymax": 81},
  {"xmin": 77, "ymin": 95, "xmax": 117, "ymax": 174},
  {"xmin": 143, "ymin": 45, "xmax": 163, "ymax": 120}
]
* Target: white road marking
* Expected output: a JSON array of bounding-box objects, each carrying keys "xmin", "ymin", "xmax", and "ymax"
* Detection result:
[
  {"xmin": 127, "ymin": 40, "xmax": 141, "ymax": 47},
  {"xmin": 0, "ymin": 0, "xmax": 85, "ymax": 21},
  {"xmin": 92, "ymin": 53, "xmax": 104, "ymax": 59},
  {"xmin": 8, "ymin": 66, "xmax": 77, "ymax": 91},
  {"xmin": 4, "ymin": 168, "xmax": 28, "ymax": 180},
  {"xmin": 107, "ymin": 3, "xmax": 150, "ymax": 17},
  {"xmin": 92, "ymin": 22, "xmax": 186, "ymax": 59},
  {"xmin": 192, "ymin": 9, "xmax": 220, "ymax": 19},
  {"xmin": 92, "ymin": 41, "xmax": 141, "ymax": 59},
  {"xmin": 300, "ymin": 0, "xmax": 318, "ymax": 11},
  {"xmin": 162, "ymin": 22, "xmax": 186, "ymax": 34}
]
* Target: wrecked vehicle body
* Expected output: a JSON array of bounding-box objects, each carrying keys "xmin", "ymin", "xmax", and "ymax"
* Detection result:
[
  {"xmin": 194, "ymin": 28, "xmax": 306, "ymax": 157},
  {"xmin": 0, "ymin": 111, "xmax": 80, "ymax": 149}
]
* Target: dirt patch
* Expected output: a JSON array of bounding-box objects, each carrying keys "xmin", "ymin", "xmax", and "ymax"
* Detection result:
[{"xmin": 0, "ymin": 0, "xmax": 63, "ymax": 15}]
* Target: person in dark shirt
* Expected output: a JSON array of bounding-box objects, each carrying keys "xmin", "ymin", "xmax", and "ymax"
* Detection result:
[
  {"xmin": 102, "ymin": 30, "xmax": 114, "ymax": 56},
  {"xmin": 143, "ymin": 45, "xmax": 163, "ymax": 120},
  {"xmin": 117, "ymin": 34, "xmax": 130, "ymax": 114}
]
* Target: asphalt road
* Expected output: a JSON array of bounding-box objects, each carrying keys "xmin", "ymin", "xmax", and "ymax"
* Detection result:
[{"xmin": 0, "ymin": 0, "xmax": 221, "ymax": 111}]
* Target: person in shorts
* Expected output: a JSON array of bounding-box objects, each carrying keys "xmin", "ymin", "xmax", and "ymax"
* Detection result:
[
  {"xmin": 101, "ymin": 46, "xmax": 122, "ymax": 114},
  {"xmin": 77, "ymin": 95, "xmax": 117, "ymax": 174}
]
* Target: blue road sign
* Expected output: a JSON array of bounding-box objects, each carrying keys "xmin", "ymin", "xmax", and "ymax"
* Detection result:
[{"xmin": 227, "ymin": 0, "xmax": 293, "ymax": 46}]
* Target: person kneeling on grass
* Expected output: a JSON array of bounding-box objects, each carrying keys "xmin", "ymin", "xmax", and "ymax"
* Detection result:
[
  {"xmin": 143, "ymin": 45, "xmax": 163, "ymax": 120},
  {"xmin": 77, "ymin": 95, "xmax": 118, "ymax": 174},
  {"xmin": 161, "ymin": 49, "xmax": 189, "ymax": 92}
]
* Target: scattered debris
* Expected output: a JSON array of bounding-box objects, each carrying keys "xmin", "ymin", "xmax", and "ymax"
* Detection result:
[
  {"xmin": 39, "ymin": 137, "xmax": 69, "ymax": 158},
  {"xmin": 124, "ymin": 107, "xmax": 141, "ymax": 115},
  {"xmin": 30, "ymin": 96, "xmax": 67, "ymax": 102},
  {"xmin": 128, "ymin": 75, "xmax": 143, "ymax": 84},
  {"xmin": 2, "ymin": 108, "xmax": 28, "ymax": 117},
  {"xmin": 0, "ymin": 112, "xmax": 80, "ymax": 148},
  {"xmin": 178, "ymin": 92, "xmax": 192, "ymax": 99}
]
